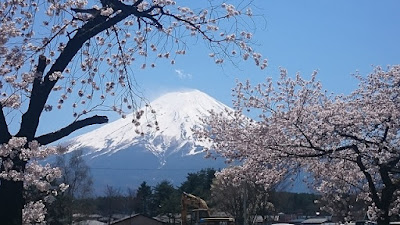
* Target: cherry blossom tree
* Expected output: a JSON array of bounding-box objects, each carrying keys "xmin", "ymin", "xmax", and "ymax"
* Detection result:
[
  {"xmin": 196, "ymin": 66, "xmax": 400, "ymax": 225},
  {"xmin": 0, "ymin": 0, "xmax": 266, "ymax": 224},
  {"xmin": 211, "ymin": 166, "xmax": 275, "ymax": 225}
]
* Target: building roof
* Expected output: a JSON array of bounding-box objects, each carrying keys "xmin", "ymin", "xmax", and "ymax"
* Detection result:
[
  {"xmin": 273, "ymin": 223, "xmax": 296, "ymax": 225},
  {"xmin": 110, "ymin": 214, "xmax": 165, "ymax": 225},
  {"xmin": 302, "ymin": 218, "xmax": 330, "ymax": 224},
  {"xmin": 73, "ymin": 220, "xmax": 106, "ymax": 225}
]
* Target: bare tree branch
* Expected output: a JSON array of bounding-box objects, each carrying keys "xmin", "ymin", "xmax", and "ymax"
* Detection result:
[{"xmin": 35, "ymin": 115, "xmax": 108, "ymax": 145}]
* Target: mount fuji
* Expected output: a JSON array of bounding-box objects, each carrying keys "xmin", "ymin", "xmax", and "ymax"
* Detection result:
[{"xmin": 64, "ymin": 90, "xmax": 232, "ymax": 191}]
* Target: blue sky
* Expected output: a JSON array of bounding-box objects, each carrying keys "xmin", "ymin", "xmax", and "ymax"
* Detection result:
[
  {"xmin": 36, "ymin": 0, "xmax": 400, "ymax": 141},
  {"xmin": 135, "ymin": 0, "xmax": 400, "ymax": 98}
]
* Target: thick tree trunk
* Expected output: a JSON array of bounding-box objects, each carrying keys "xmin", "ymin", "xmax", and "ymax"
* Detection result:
[
  {"xmin": 376, "ymin": 166, "xmax": 396, "ymax": 225},
  {"xmin": 376, "ymin": 191, "xmax": 393, "ymax": 225},
  {"xmin": 0, "ymin": 180, "xmax": 24, "ymax": 225},
  {"xmin": 0, "ymin": 2, "xmax": 162, "ymax": 224}
]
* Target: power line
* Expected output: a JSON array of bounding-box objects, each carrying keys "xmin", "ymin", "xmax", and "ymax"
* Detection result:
[{"xmin": 89, "ymin": 167, "xmax": 206, "ymax": 171}]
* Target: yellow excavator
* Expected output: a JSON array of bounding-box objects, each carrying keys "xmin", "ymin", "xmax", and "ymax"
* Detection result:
[{"xmin": 181, "ymin": 192, "xmax": 235, "ymax": 225}]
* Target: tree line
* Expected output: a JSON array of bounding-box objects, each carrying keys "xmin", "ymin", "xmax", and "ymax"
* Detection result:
[
  {"xmin": 45, "ymin": 150, "xmax": 325, "ymax": 225},
  {"xmin": 46, "ymin": 154, "xmax": 219, "ymax": 224}
]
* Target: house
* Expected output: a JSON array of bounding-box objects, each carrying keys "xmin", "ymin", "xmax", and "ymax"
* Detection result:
[{"xmin": 110, "ymin": 214, "xmax": 166, "ymax": 225}]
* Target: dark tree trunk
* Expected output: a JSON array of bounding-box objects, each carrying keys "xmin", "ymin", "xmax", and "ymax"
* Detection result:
[
  {"xmin": 0, "ymin": 180, "xmax": 24, "ymax": 225},
  {"xmin": 377, "ymin": 216, "xmax": 390, "ymax": 225},
  {"xmin": 375, "ymin": 166, "xmax": 396, "ymax": 225},
  {"xmin": 376, "ymin": 189, "xmax": 393, "ymax": 225},
  {"xmin": 0, "ymin": 1, "xmax": 169, "ymax": 224}
]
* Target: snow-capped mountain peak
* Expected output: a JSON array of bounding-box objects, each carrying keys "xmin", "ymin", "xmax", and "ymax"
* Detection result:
[{"xmin": 67, "ymin": 90, "xmax": 230, "ymax": 165}]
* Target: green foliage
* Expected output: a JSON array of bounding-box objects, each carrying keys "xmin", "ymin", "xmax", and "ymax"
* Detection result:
[
  {"xmin": 153, "ymin": 181, "xmax": 180, "ymax": 216},
  {"xmin": 135, "ymin": 181, "xmax": 154, "ymax": 216},
  {"xmin": 179, "ymin": 168, "xmax": 216, "ymax": 201}
]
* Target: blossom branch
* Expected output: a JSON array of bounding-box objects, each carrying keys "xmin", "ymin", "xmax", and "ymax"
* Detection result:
[
  {"xmin": 17, "ymin": 3, "xmax": 138, "ymax": 139},
  {"xmin": 35, "ymin": 115, "xmax": 108, "ymax": 145},
  {"xmin": 157, "ymin": 6, "xmax": 223, "ymax": 42},
  {"xmin": 71, "ymin": 8, "xmax": 100, "ymax": 15},
  {"xmin": 133, "ymin": 0, "xmax": 144, "ymax": 7},
  {"xmin": 386, "ymin": 156, "xmax": 400, "ymax": 174},
  {"xmin": 353, "ymin": 145, "xmax": 381, "ymax": 207},
  {"xmin": 137, "ymin": 5, "xmax": 163, "ymax": 28},
  {"xmin": 292, "ymin": 122, "xmax": 320, "ymax": 151},
  {"xmin": 18, "ymin": 1, "xmax": 231, "ymax": 140},
  {"xmin": 16, "ymin": 55, "xmax": 48, "ymax": 140},
  {"xmin": 278, "ymin": 144, "xmax": 357, "ymax": 158},
  {"xmin": 336, "ymin": 130, "xmax": 377, "ymax": 146},
  {"xmin": 381, "ymin": 124, "xmax": 390, "ymax": 144},
  {"xmin": 37, "ymin": 24, "xmax": 71, "ymax": 52}
]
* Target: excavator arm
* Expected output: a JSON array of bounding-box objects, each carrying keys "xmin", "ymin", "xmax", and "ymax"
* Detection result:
[{"xmin": 181, "ymin": 192, "xmax": 210, "ymax": 225}]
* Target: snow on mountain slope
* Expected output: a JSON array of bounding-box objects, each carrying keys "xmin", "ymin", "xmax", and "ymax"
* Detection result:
[{"xmin": 67, "ymin": 89, "xmax": 231, "ymax": 165}]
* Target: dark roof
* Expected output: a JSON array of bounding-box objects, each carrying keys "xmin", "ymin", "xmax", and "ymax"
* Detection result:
[
  {"xmin": 302, "ymin": 218, "xmax": 330, "ymax": 224},
  {"xmin": 110, "ymin": 214, "xmax": 165, "ymax": 225}
]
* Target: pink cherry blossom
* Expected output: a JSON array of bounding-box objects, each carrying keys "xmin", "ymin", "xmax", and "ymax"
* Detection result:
[{"xmin": 196, "ymin": 65, "xmax": 400, "ymax": 225}]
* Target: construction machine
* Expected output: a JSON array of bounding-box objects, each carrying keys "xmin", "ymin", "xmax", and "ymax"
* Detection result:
[{"xmin": 181, "ymin": 192, "xmax": 235, "ymax": 225}]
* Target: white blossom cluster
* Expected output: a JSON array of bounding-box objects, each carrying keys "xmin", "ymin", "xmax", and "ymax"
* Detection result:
[
  {"xmin": 195, "ymin": 65, "xmax": 400, "ymax": 222},
  {"xmin": 0, "ymin": 138, "xmax": 68, "ymax": 224},
  {"xmin": 22, "ymin": 201, "xmax": 47, "ymax": 225}
]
